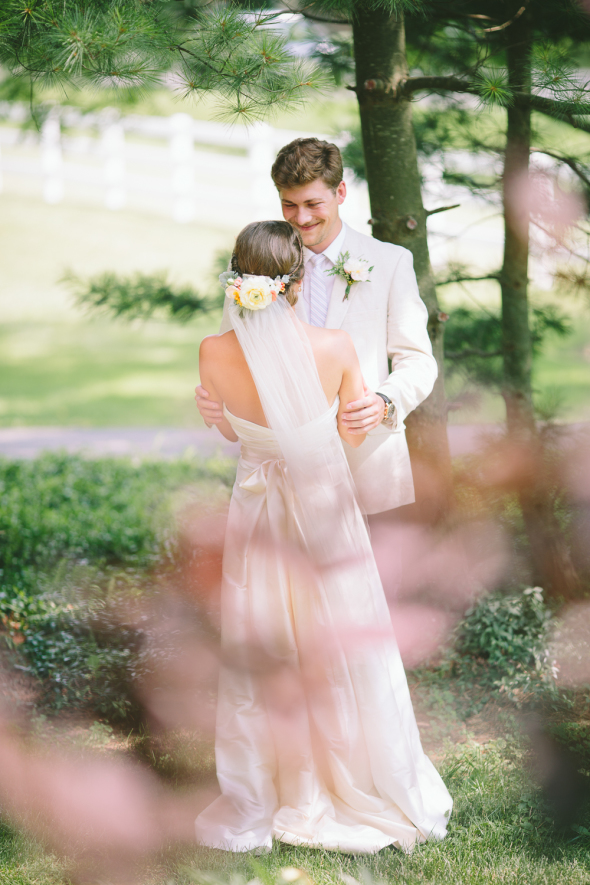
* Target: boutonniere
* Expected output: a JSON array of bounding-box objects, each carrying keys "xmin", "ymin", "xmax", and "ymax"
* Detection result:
[{"xmin": 327, "ymin": 251, "xmax": 374, "ymax": 300}]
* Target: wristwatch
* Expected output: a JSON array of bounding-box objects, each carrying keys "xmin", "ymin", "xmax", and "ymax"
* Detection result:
[{"xmin": 376, "ymin": 392, "xmax": 396, "ymax": 426}]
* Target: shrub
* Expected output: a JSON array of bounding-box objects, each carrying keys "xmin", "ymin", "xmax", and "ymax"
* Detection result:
[
  {"xmin": 547, "ymin": 722, "xmax": 590, "ymax": 772},
  {"xmin": 0, "ymin": 451, "xmax": 234, "ymax": 720},
  {"xmin": 0, "ymin": 566, "xmax": 153, "ymax": 719},
  {"xmin": 455, "ymin": 587, "xmax": 555, "ymax": 703},
  {"xmin": 0, "ymin": 452, "xmax": 234, "ymax": 596}
]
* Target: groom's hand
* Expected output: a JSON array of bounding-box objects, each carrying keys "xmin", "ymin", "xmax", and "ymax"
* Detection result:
[
  {"xmin": 195, "ymin": 385, "xmax": 223, "ymax": 426},
  {"xmin": 342, "ymin": 384, "xmax": 384, "ymax": 434}
]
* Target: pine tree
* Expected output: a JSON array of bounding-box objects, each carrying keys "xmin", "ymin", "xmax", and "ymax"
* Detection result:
[
  {"xmin": 305, "ymin": 0, "xmax": 590, "ymax": 594},
  {"xmin": 0, "ymin": 1, "xmax": 324, "ymax": 121},
  {"xmin": 304, "ymin": 1, "xmax": 590, "ymax": 486}
]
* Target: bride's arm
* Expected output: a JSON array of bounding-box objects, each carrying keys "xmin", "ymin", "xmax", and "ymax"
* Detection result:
[
  {"xmin": 198, "ymin": 338, "xmax": 239, "ymax": 442},
  {"xmin": 335, "ymin": 332, "xmax": 367, "ymax": 449}
]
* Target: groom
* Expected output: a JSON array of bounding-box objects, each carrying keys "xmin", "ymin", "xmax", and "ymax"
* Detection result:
[{"xmin": 195, "ymin": 137, "xmax": 437, "ymax": 516}]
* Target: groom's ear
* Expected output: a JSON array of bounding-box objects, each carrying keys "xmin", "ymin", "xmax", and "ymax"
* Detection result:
[{"xmin": 336, "ymin": 181, "xmax": 347, "ymax": 205}]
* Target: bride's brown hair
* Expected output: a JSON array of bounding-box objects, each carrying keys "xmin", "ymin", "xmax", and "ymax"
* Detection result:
[{"xmin": 231, "ymin": 221, "xmax": 304, "ymax": 306}]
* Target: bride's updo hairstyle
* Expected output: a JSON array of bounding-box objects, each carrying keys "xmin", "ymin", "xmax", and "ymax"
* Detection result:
[{"xmin": 231, "ymin": 221, "xmax": 304, "ymax": 306}]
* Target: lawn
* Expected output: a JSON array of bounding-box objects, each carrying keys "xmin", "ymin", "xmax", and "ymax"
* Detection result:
[
  {"xmin": 0, "ymin": 191, "xmax": 226, "ymax": 427},
  {"xmin": 2, "ymin": 96, "xmax": 590, "ymax": 430},
  {"xmin": 0, "ymin": 317, "xmax": 218, "ymax": 427},
  {"xmin": 1, "ymin": 187, "xmax": 590, "ymax": 427},
  {"xmin": 0, "ymin": 452, "xmax": 589, "ymax": 884},
  {"xmin": 0, "ymin": 707, "xmax": 589, "ymax": 885}
]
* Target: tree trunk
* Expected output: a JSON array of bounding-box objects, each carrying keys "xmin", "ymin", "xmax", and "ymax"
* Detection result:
[
  {"xmin": 351, "ymin": 3, "xmax": 451, "ymax": 516},
  {"xmin": 501, "ymin": 13, "xmax": 535, "ymax": 436},
  {"xmin": 501, "ymin": 11, "xmax": 580, "ymax": 598}
]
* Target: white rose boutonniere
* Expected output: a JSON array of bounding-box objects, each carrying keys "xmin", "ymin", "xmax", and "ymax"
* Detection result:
[{"xmin": 327, "ymin": 251, "xmax": 374, "ymax": 300}]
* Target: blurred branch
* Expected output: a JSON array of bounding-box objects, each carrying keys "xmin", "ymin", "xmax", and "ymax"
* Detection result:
[
  {"xmin": 399, "ymin": 77, "xmax": 590, "ymax": 132},
  {"xmin": 446, "ymin": 347, "xmax": 502, "ymax": 359},
  {"xmin": 63, "ymin": 270, "xmax": 222, "ymax": 322},
  {"xmin": 483, "ymin": 2, "xmax": 529, "ymax": 33},
  {"xmin": 401, "ymin": 75, "xmax": 479, "ymax": 97},
  {"xmin": 426, "ymin": 203, "xmax": 461, "ymax": 216},
  {"xmin": 530, "ymin": 148, "xmax": 590, "ymax": 191},
  {"xmin": 437, "ymin": 272, "xmax": 501, "ymax": 285},
  {"xmin": 526, "ymin": 95, "xmax": 590, "ymax": 133},
  {"xmin": 530, "ymin": 218, "xmax": 590, "ymax": 263},
  {"xmin": 283, "ymin": 2, "xmax": 350, "ymax": 25}
]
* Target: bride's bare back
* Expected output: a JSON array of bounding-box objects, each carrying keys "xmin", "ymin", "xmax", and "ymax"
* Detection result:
[{"xmin": 199, "ymin": 320, "xmax": 366, "ymax": 448}]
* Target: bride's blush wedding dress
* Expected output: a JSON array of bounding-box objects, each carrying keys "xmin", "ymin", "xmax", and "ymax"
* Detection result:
[{"xmin": 195, "ymin": 296, "xmax": 452, "ymax": 854}]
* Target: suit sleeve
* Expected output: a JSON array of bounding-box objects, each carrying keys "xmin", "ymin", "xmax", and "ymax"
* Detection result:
[{"xmin": 376, "ymin": 248, "xmax": 438, "ymax": 431}]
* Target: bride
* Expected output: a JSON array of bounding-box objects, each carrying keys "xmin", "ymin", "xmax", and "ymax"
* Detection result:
[{"xmin": 195, "ymin": 220, "xmax": 452, "ymax": 854}]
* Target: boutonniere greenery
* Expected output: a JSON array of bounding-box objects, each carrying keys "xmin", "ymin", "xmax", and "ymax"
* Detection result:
[{"xmin": 327, "ymin": 251, "xmax": 374, "ymax": 300}]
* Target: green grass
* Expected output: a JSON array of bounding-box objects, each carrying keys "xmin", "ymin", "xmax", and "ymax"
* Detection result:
[
  {"xmin": 0, "ymin": 192, "xmax": 231, "ymax": 324},
  {"xmin": 0, "ymin": 738, "xmax": 589, "ymax": 885},
  {"xmin": 1, "ymin": 151, "xmax": 589, "ymax": 427},
  {"xmin": 534, "ymin": 321, "xmax": 590, "ymax": 423},
  {"xmin": 0, "ymin": 190, "xmax": 227, "ymax": 426},
  {"xmin": 0, "ymin": 318, "xmax": 219, "ymax": 426},
  {"xmin": 0, "ymin": 450, "xmax": 588, "ymax": 882}
]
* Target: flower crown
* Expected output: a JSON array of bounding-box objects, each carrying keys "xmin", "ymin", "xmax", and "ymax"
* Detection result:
[{"xmin": 219, "ymin": 271, "xmax": 291, "ymax": 313}]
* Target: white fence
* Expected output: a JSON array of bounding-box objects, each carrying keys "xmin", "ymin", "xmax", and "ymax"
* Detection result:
[{"xmin": 0, "ymin": 103, "xmax": 371, "ymax": 233}]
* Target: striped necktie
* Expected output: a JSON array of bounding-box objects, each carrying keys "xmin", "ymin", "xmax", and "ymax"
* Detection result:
[{"xmin": 309, "ymin": 253, "xmax": 330, "ymax": 328}]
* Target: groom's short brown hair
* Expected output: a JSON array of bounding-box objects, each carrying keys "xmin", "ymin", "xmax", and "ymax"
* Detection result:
[{"xmin": 271, "ymin": 138, "xmax": 343, "ymax": 192}]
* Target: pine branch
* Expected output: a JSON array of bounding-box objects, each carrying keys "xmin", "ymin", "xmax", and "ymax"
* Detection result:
[
  {"xmin": 282, "ymin": 2, "xmax": 350, "ymax": 25},
  {"xmin": 426, "ymin": 203, "xmax": 461, "ymax": 216},
  {"xmin": 525, "ymin": 94, "xmax": 590, "ymax": 133},
  {"xmin": 446, "ymin": 347, "xmax": 503, "ymax": 359},
  {"xmin": 400, "ymin": 75, "xmax": 478, "ymax": 97},
  {"xmin": 437, "ymin": 273, "xmax": 501, "ymax": 285},
  {"xmin": 483, "ymin": 2, "xmax": 530, "ymax": 33},
  {"xmin": 64, "ymin": 270, "xmax": 222, "ymax": 322},
  {"xmin": 400, "ymin": 76, "xmax": 590, "ymax": 132},
  {"xmin": 530, "ymin": 148, "xmax": 590, "ymax": 190},
  {"xmin": 0, "ymin": 2, "xmax": 325, "ymax": 122},
  {"xmin": 530, "ymin": 218, "xmax": 590, "ymax": 264}
]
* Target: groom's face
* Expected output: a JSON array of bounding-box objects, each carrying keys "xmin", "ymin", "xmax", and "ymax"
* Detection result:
[{"xmin": 279, "ymin": 179, "xmax": 346, "ymax": 250}]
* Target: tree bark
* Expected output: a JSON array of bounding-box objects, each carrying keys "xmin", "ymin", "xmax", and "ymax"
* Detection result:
[
  {"xmin": 501, "ymin": 14, "xmax": 535, "ymax": 436},
  {"xmin": 351, "ymin": 4, "xmax": 451, "ymax": 515},
  {"xmin": 501, "ymin": 11, "xmax": 580, "ymax": 598}
]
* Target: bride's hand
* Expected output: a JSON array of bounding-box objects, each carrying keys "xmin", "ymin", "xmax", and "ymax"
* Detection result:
[
  {"xmin": 195, "ymin": 385, "xmax": 224, "ymax": 426},
  {"xmin": 342, "ymin": 384, "xmax": 384, "ymax": 433}
]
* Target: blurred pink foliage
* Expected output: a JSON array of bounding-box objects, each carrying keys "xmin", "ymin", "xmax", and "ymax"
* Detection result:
[
  {"xmin": 507, "ymin": 169, "xmax": 585, "ymax": 245},
  {"xmin": 0, "ymin": 426, "xmax": 588, "ymax": 878}
]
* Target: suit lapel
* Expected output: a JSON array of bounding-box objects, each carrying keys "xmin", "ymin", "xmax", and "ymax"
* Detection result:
[
  {"xmin": 324, "ymin": 274, "xmax": 349, "ymax": 329},
  {"xmin": 324, "ymin": 228, "xmax": 360, "ymax": 329}
]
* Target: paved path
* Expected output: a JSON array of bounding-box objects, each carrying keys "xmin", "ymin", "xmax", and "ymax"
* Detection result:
[
  {"xmin": 0, "ymin": 426, "xmax": 241, "ymax": 460},
  {"xmin": 0, "ymin": 423, "xmax": 588, "ymax": 461}
]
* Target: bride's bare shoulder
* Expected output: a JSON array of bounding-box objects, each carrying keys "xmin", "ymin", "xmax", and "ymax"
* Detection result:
[
  {"xmin": 306, "ymin": 325, "xmax": 355, "ymax": 364},
  {"xmin": 199, "ymin": 330, "xmax": 239, "ymax": 360}
]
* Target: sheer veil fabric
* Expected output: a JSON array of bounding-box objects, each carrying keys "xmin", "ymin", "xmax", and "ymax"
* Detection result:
[{"xmin": 194, "ymin": 297, "xmax": 452, "ymax": 854}]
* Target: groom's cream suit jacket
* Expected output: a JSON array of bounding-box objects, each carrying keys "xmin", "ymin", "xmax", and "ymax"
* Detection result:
[{"xmin": 218, "ymin": 224, "xmax": 437, "ymax": 514}]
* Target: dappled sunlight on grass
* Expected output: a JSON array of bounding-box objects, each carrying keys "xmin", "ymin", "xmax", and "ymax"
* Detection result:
[{"xmin": 0, "ymin": 319, "xmax": 220, "ymax": 426}]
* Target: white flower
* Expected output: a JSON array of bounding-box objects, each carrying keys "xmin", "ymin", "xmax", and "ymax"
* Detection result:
[
  {"xmin": 343, "ymin": 257, "xmax": 371, "ymax": 282},
  {"xmin": 238, "ymin": 276, "xmax": 274, "ymax": 311}
]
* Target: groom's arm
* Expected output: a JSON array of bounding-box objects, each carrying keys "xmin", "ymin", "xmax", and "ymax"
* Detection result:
[
  {"xmin": 194, "ymin": 300, "xmax": 233, "ymax": 425},
  {"xmin": 377, "ymin": 248, "xmax": 438, "ymax": 430}
]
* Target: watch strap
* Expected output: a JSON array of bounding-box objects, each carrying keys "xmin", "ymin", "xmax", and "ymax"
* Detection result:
[{"xmin": 376, "ymin": 392, "xmax": 395, "ymax": 425}]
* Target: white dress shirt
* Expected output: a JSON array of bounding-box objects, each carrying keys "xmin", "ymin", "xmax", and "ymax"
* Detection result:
[{"xmin": 301, "ymin": 222, "xmax": 347, "ymax": 326}]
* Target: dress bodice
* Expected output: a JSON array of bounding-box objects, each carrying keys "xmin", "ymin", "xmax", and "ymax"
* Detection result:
[{"xmin": 223, "ymin": 397, "xmax": 340, "ymax": 463}]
